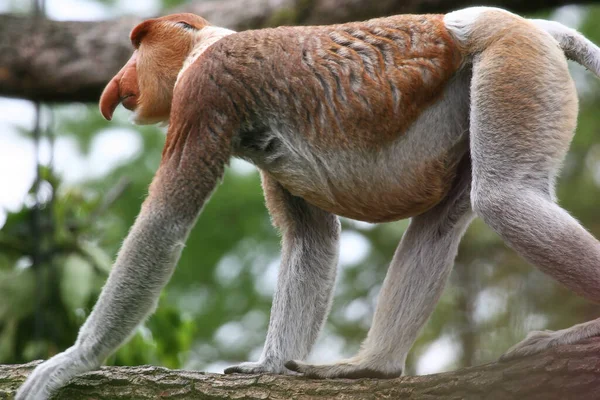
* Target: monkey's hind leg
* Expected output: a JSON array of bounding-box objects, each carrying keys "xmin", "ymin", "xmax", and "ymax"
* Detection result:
[
  {"xmin": 286, "ymin": 159, "xmax": 474, "ymax": 379},
  {"xmin": 469, "ymin": 31, "xmax": 600, "ymax": 361}
]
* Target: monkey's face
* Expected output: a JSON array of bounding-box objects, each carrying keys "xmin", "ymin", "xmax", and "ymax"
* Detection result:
[{"xmin": 99, "ymin": 13, "xmax": 209, "ymax": 124}]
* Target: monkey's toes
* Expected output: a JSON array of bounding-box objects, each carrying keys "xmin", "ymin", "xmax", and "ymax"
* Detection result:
[
  {"xmin": 224, "ymin": 361, "xmax": 295, "ymax": 375},
  {"xmin": 224, "ymin": 362, "xmax": 271, "ymax": 375},
  {"xmin": 499, "ymin": 330, "xmax": 557, "ymax": 362},
  {"xmin": 285, "ymin": 359, "xmax": 401, "ymax": 379},
  {"xmin": 223, "ymin": 365, "xmax": 247, "ymax": 374}
]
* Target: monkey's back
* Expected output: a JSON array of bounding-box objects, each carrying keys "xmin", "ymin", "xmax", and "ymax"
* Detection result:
[
  {"xmin": 216, "ymin": 14, "xmax": 463, "ymax": 148},
  {"xmin": 206, "ymin": 15, "xmax": 468, "ymax": 221}
]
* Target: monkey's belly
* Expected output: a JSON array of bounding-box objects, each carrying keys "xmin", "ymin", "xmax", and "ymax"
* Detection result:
[
  {"xmin": 268, "ymin": 150, "xmax": 459, "ymax": 223},
  {"xmin": 240, "ymin": 68, "xmax": 471, "ymax": 223}
]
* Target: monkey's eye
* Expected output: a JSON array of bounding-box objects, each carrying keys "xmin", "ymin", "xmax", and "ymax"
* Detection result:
[{"xmin": 177, "ymin": 22, "xmax": 197, "ymax": 31}]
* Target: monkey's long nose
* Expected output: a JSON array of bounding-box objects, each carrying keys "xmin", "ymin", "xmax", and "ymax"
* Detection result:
[
  {"xmin": 99, "ymin": 77, "xmax": 121, "ymax": 121},
  {"xmin": 99, "ymin": 52, "xmax": 138, "ymax": 121},
  {"xmin": 99, "ymin": 81, "xmax": 138, "ymax": 120}
]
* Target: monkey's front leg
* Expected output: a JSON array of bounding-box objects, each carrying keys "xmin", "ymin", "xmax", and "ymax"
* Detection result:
[
  {"xmin": 16, "ymin": 209, "xmax": 190, "ymax": 400},
  {"xmin": 287, "ymin": 165, "xmax": 474, "ymax": 379},
  {"xmin": 16, "ymin": 130, "xmax": 229, "ymax": 400},
  {"xmin": 225, "ymin": 173, "xmax": 340, "ymax": 374}
]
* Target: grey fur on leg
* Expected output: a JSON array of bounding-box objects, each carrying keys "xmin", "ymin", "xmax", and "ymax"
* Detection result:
[
  {"xmin": 477, "ymin": 186, "xmax": 600, "ymax": 360},
  {"xmin": 225, "ymin": 173, "xmax": 340, "ymax": 375},
  {"xmin": 287, "ymin": 158, "xmax": 475, "ymax": 379}
]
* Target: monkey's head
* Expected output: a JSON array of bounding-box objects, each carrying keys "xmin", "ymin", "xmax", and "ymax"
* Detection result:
[{"xmin": 99, "ymin": 13, "xmax": 209, "ymax": 124}]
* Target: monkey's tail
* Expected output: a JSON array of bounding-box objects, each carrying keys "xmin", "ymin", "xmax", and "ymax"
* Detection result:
[
  {"xmin": 532, "ymin": 19, "xmax": 600, "ymax": 78},
  {"xmin": 444, "ymin": 8, "xmax": 600, "ymax": 78}
]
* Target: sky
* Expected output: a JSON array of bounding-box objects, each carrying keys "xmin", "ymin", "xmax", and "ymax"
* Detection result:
[{"xmin": 0, "ymin": 0, "xmax": 589, "ymax": 375}]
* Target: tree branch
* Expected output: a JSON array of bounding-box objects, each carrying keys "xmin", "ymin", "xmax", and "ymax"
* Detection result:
[
  {"xmin": 3, "ymin": 339, "xmax": 600, "ymax": 399},
  {"xmin": 1, "ymin": 0, "xmax": 598, "ymax": 102}
]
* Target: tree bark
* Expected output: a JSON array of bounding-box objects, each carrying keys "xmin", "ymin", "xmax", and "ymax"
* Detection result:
[
  {"xmin": 3, "ymin": 339, "xmax": 600, "ymax": 399},
  {"xmin": 0, "ymin": 0, "xmax": 598, "ymax": 102}
]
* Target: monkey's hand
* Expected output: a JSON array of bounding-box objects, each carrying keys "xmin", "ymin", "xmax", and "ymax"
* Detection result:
[
  {"xmin": 224, "ymin": 360, "xmax": 298, "ymax": 375},
  {"xmin": 16, "ymin": 345, "xmax": 99, "ymax": 400},
  {"xmin": 284, "ymin": 357, "xmax": 403, "ymax": 379}
]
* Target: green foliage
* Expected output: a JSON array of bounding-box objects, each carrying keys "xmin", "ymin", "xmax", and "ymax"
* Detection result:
[
  {"xmin": 161, "ymin": 0, "xmax": 190, "ymax": 10},
  {"xmin": 0, "ymin": 168, "xmax": 105, "ymax": 362}
]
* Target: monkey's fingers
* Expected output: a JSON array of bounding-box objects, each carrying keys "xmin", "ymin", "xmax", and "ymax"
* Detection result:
[{"xmin": 284, "ymin": 360, "xmax": 401, "ymax": 379}]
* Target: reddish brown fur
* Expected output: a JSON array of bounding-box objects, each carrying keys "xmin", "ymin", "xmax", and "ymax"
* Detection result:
[
  {"xmin": 99, "ymin": 13, "xmax": 210, "ymax": 123},
  {"xmin": 136, "ymin": 14, "xmax": 209, "ymax": 123},
  {"xmin": 300, "ymin": 14, "xmax": 462, "ymax": 148},
  {"xmin": 201, "ymin": 14, "xmax": 462, "ymax": 149},
  {"xmin": 130, "ymin": 13, "xmax": 209, "ymax": 48}
]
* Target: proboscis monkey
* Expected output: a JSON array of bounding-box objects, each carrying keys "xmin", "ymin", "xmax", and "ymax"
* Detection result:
[{"xmin": 17, "ymin": 7, "xmax": 600, "ymax": 399}]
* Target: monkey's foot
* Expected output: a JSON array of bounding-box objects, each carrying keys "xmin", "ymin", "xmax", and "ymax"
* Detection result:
[
  {"xmin": 284, "ymin": 358, "xmax": 402, "ymax": 379},
  {"xmin": 500, "ymin": 320, "xmax": 600, "ymax": 361},
  {"xmin": 224, "ymin": 360, "xmax": 296, "ymax": 375}
]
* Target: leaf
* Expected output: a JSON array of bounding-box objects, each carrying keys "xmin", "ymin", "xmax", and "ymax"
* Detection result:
[
  {"xmin": 0, "ymin": 319, "xmax": 17, "ymax": 361},
  {"xmin": 80, "ymin": 241, "xmax": 113, "ymax": 274},
  {"xmin": 60, "ymin": 255, "xmax": 94, "ymax": 312},
  {"xmin": 0, "ymin": 268, "xmax": 36, "ymax": 320}
]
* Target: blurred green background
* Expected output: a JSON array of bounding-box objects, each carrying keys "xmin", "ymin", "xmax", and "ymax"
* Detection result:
[{"xmin": 0, "ymin": 0, "xmax": 599, "ymax": 376}]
